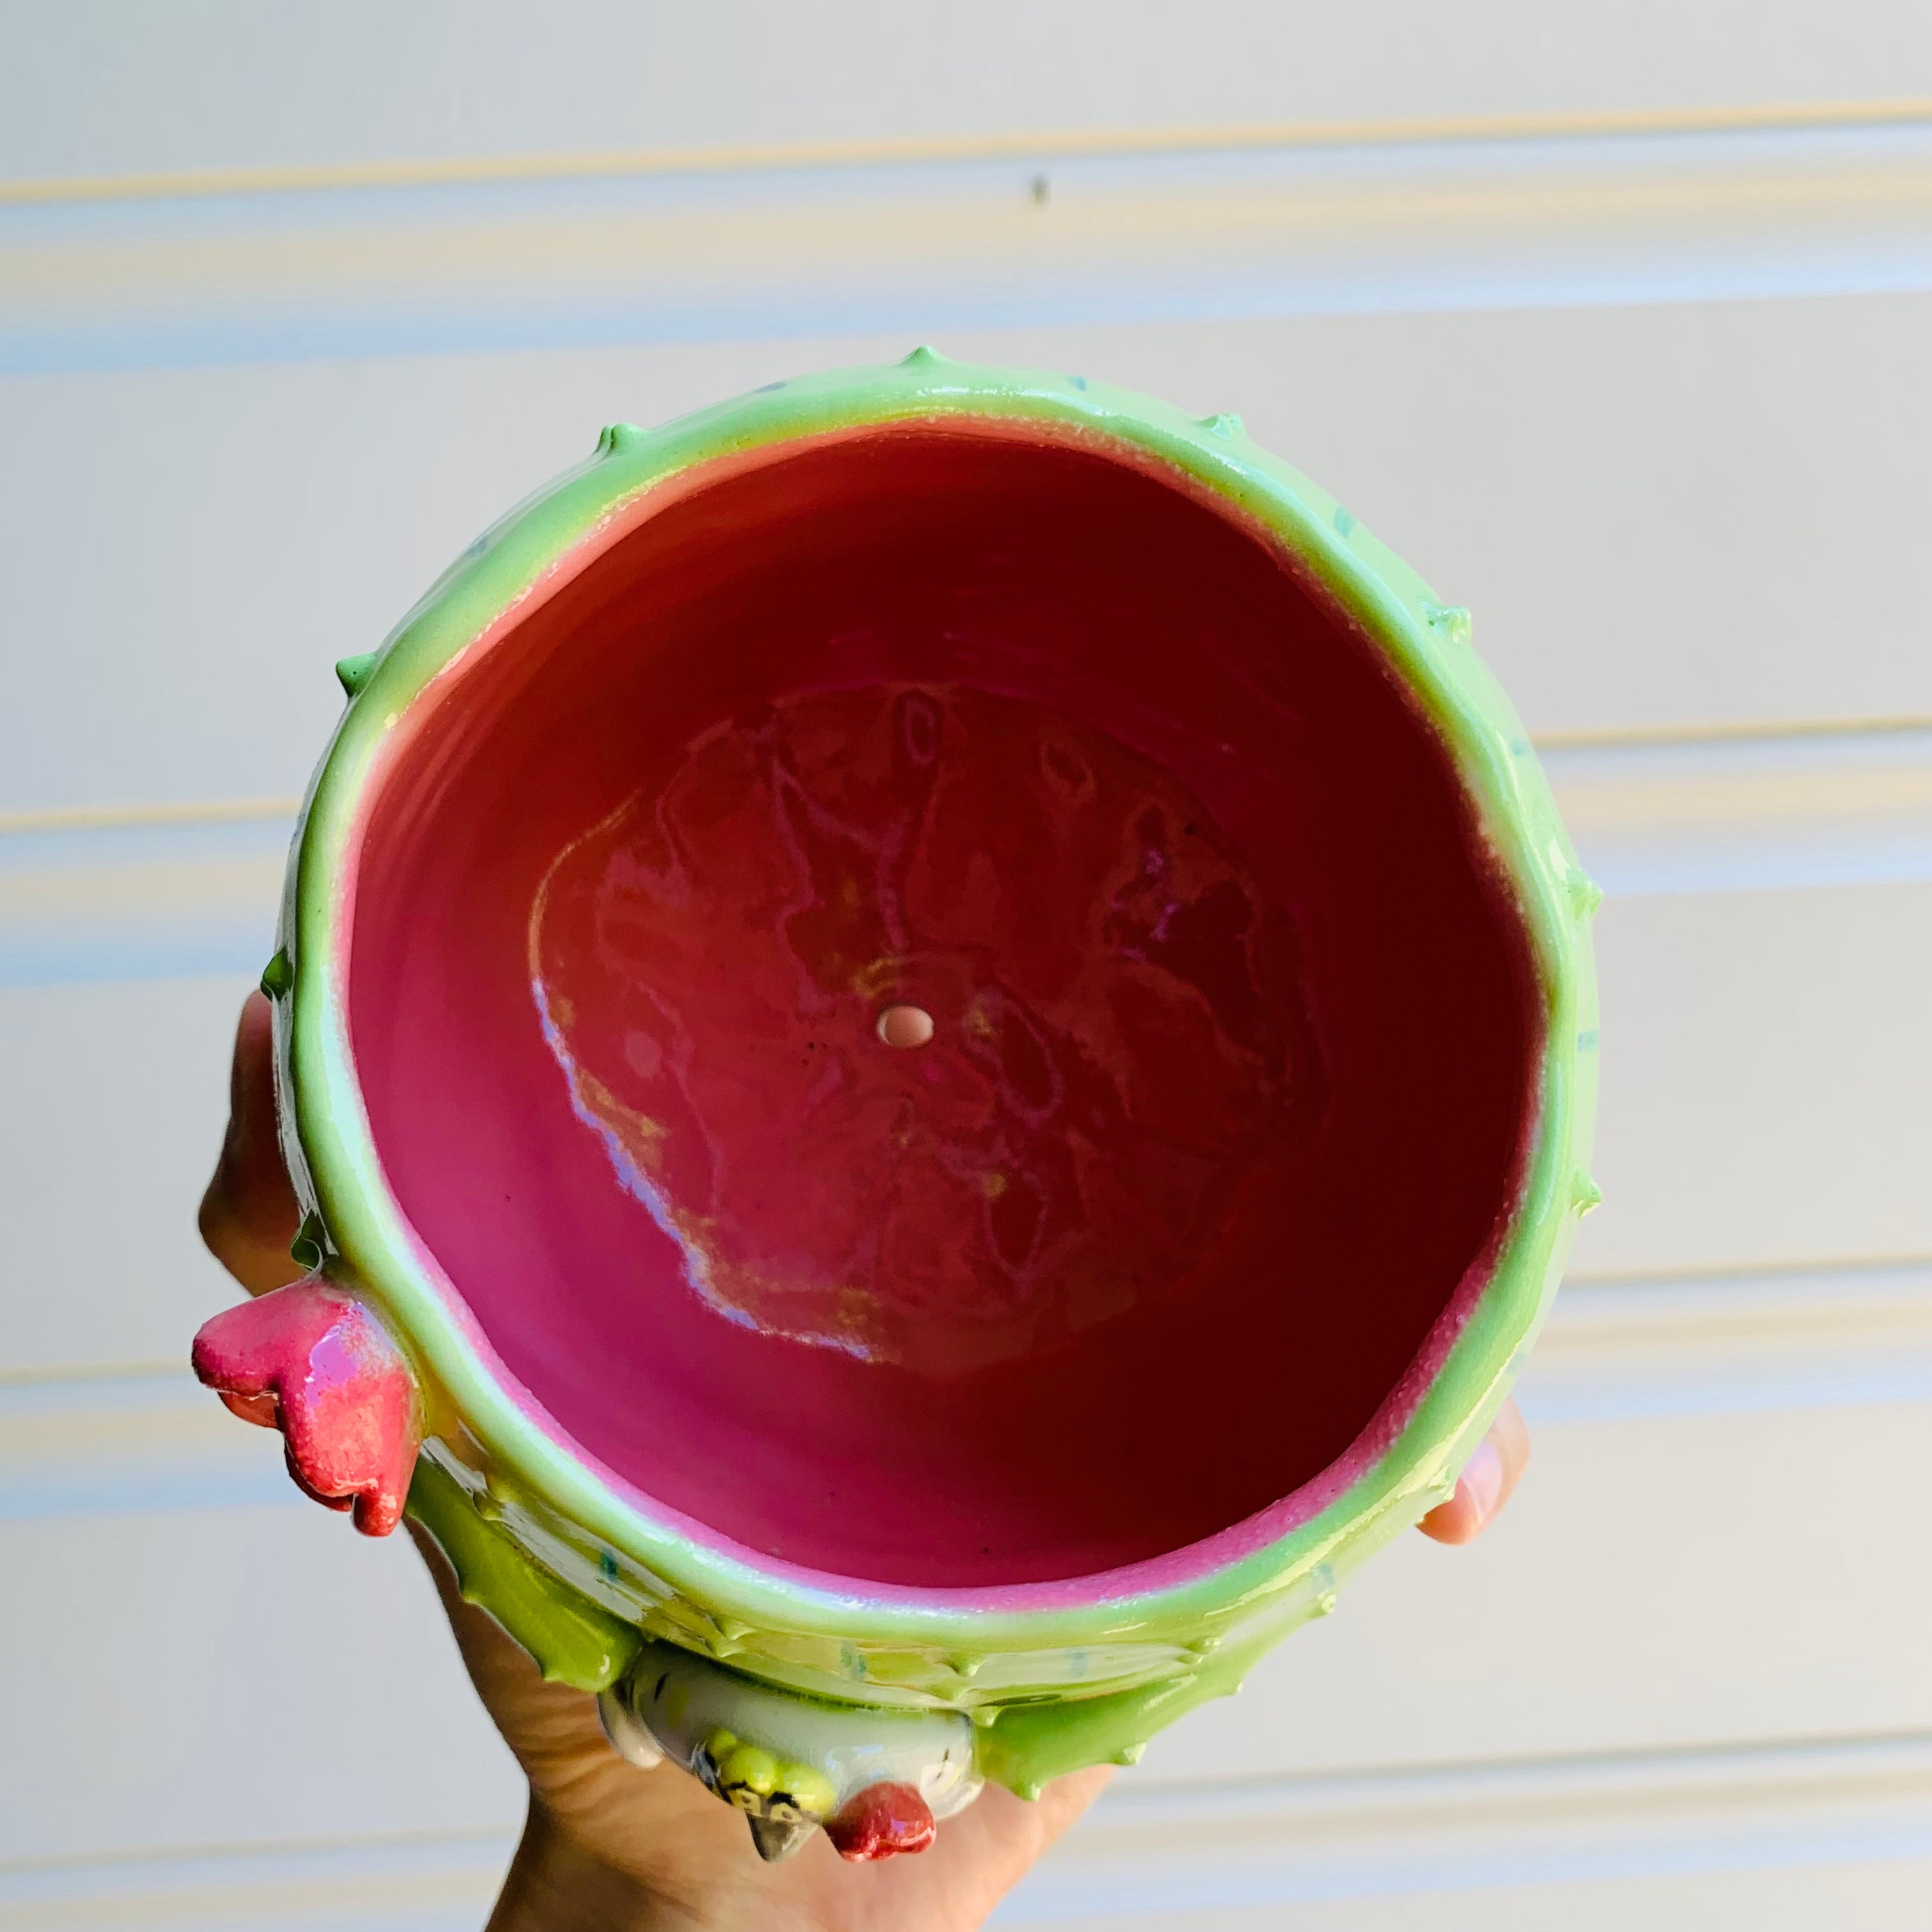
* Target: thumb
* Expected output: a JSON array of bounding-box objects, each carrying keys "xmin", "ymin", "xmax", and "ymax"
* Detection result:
[{"xmin": 198, "ymin": 990, "xmax": 303, "ymax": 1296}]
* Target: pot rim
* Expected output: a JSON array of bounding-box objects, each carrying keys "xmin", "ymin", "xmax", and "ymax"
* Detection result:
[{"xmin": 273, "ymin": 348, "xmax": 1599, "ymax": 1656}]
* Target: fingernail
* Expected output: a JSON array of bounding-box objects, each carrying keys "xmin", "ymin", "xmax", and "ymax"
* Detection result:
[{"xmin": 1457, "ymin": 1439, "xmax": 1504, "ymax": 1526}]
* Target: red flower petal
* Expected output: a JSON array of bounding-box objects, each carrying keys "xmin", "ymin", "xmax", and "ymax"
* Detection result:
[
  {"xmin": 193, "ymin": 1281, "xmax": 419, "ymax": 1535},
  {"xmin": 824, "ymin": 1781, "xmax": 937, "ymax": 1862}
]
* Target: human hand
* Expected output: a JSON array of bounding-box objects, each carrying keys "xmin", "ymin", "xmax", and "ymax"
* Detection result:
[{"xmin": 200, "ymin": 989, "xmax": 1527, "ymax": 1930}]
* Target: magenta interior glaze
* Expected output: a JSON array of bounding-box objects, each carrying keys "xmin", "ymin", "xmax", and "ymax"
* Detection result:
[{"xmin": 346, "ymin": 423, "xmax": 1540, "ymax": 1588}]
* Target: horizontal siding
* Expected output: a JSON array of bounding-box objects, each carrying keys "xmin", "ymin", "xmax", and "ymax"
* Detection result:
[
  {"xmin": 4, "ymin": 19, "xmax": 1928, "ymax": 1919},
  {"xmin": 6, "ymin": 3, "xmax": 1932, "ymax": 184},
  {"xmin": 1009, "ymin": 1735, "xmax": 1932, "ymax": 1928},
  {"xmin": 0, "ymin": 974, "xmax": 250, "ymax": 1377},
  {"xmin": 0, "ymin": 1504, "xmax": 523, "ymax": 1865},
  {"xmin": 4, "ymin": 1268, "xmax": 1928, "ymax": 1865},
  {"xmin": 1574, "ymin": 880, "xmax": 1932, "ymax": 1277},
  {"xmin": 14, "ymin": 1266, "xmax": 1929, "ymax": 1509},
  {"xmin": 9, "ymin": 1736, "xmax": 1930, "ymax": 1932},
  {"xmin": 8, "ymin": 296, "xmax": 1932, "ymax": 815},
  {"xmin": 6, "ymin": 121, "xmax": 1932, "ymax": 375},
  {"xmin": 8, "ymin": 873, "xmax": 1930, "ymax": 1376},
  {"xmin": 10, "ymin": 725, "xmax": 1931, "ymax": 988}
]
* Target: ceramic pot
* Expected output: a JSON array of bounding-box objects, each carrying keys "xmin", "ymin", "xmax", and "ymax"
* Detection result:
[{"xmin": 193, "ymin": 351, "xmax": 1599, "ymax": 1864}]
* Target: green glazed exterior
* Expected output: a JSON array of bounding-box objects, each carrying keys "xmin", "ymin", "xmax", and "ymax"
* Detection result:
[{"xmin": 266, "ymin": 349, "xmax": 1600, "ymax": 1795}]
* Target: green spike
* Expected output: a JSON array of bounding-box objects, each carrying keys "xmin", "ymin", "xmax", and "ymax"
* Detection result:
[
  {"xmin": 595, "ymin": 422, "xmax": 643, "ymax": 457},
  {"xmin": 1111, "ymin": 1743, "xmax": 1146, "ymax": 1766},
  {"xmin": 406, "ymin": 1457, "xmax": 640, "ymax": 1692},
  {"xmin": 1568, "ymin": 869, "xmax": 1605, "ymax": 917},
  {"xmin": 1422, "ymin": 602, "xmax": 1473, "ymax": 646},
  {"xmin": 1572, "ymin": 1170, "xmax": 1604, "ymax": 1215},
  {"xmin": 1199, "ymin": 412, "xmax": 1243, "ymax": 438},
  {"xmin": 901, "ymin": 344, "xmax": 947, "ymax": 367},
  {"xmin": 334, "ymin": 652, "xmax": 378, "ymax": 698},
  {"xmin": 289, "ymin": 1211, "xmax": 326, "ymax": 1272},
  {"xmin": 947, "ymin": 1653, "xmax": 985, "ymax": 1679},
  {"xmin": 259, "ymin": 947, "xmax": 293, "ymax": 999},
  {"xmin": 487, "ymin": 1474, "xmax": 535, "ymax": 1521}
]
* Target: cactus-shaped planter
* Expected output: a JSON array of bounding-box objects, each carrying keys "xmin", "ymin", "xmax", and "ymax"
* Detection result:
[{"xmin": 195, "ymin": 353, "xmax": 1598, "ymax": 1864}]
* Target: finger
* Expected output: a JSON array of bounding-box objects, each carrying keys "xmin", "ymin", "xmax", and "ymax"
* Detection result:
[
  {"xmin": 1417, "ymin": 1397, "xmax": 1529, "ymax": 1545},
  {"xmin": 197, "ymin": 990, "xmax": 303, "ymax": 1296}
]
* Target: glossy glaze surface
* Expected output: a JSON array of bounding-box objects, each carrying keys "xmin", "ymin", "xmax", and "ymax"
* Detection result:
[
  {"xmin": 530, "ymin": 679, "xmax": 1329, "ymax": 1377},
  {"xmin": 599, "ymin": 1636, "xmax": 979, "ymax": 1864},
  {"xmin": 347, "ymin": 425, "xmax": 1540, "ymax": 1586},
  {"xmin": 192, "ymin": 1279, "xmax": 419, "ymax": 1535}
]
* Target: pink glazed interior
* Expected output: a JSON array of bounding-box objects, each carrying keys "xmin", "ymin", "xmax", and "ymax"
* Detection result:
[{"xmin": 347, "ymin": 423, "xmax": 1541, "ymax": 1588}]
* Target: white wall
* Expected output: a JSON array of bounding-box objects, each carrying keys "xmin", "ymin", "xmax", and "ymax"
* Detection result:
[{"xmin": 3, "ymin": 7, "xmax": 1929, "ymax": 1926}]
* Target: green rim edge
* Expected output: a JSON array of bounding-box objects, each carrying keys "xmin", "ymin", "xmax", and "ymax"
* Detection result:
[{"xmin": 267, "ymin": 349, "xmax": 1600, "ymax": 1793}]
